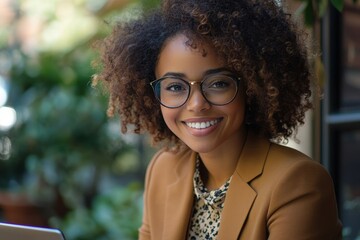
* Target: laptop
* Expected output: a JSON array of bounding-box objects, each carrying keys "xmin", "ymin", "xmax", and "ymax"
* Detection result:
[{"xmin": 0, "ymin": 222, "xmax": 65, "ymax": 240}]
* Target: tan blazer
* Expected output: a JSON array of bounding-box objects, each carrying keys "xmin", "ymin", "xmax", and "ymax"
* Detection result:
[{"xmin": 139, "ymin": 131, "xmax": 342, "ymax": 239}]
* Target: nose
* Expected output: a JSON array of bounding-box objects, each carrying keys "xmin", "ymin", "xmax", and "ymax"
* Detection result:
[{"xmin": 186, "ymin": 85, "xmax": 211, "ymax": 112}]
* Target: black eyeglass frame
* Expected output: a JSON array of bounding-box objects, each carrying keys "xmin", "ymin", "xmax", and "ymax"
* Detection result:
[{"xmin": 149, "ymin": 74, "xmax": 241, "ymax": 109}]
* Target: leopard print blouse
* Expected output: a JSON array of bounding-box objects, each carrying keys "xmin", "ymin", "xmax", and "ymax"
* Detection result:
[{"xmin": 187, "ymin": 156, "xmax": 232, "ymax": 240}]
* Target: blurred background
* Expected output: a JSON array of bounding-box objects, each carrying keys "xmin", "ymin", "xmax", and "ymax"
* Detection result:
[
  {"xmin": 0, "ymin": 0, "xmax": 359, "ymax": 240},
  {"xmin": 0, "ymin": 0, "xmax": 160, "ymax": 239}
]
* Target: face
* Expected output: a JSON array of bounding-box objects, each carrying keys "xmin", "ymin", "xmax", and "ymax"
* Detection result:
[{"xmin": 155, "ymin": 34, "xmax": 246, "ymax": 154}]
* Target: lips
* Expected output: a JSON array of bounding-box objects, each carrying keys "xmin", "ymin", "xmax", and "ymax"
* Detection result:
[{"xmin": 185, "ymin": 119, "xmax": 220, "ymax": 129}]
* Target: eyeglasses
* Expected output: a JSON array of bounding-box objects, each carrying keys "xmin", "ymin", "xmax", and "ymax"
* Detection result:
[{"xmin": 150, "ymin": 73, "xmax": 241, "ymax": 108}]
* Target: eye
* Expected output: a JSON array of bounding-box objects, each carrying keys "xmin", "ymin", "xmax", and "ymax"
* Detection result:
[
  {"xmin": 162, "ymin": 78, "xmax": 188, "ymax": 92},
  {"xmin": 210, "ymin": 80, "xmax": 230, "ymax": 88},
  {"xmin": 205, "ymin": 76, "xmax": 233, "ymax": 90},
  {"xmin": 166, "ymin": 83, "xmax": 185, "ymax": 92}
]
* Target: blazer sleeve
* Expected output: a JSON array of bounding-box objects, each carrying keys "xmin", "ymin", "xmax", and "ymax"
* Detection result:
[
  {"xmin": 267, "ymin": 160, "xmax": 342, "ymax": 240},
  {"xmin": 138, "ymin": 150, "xmax": 164, "ymax": 240}
]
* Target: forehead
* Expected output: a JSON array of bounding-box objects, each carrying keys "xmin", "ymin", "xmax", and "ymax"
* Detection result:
[{"xmin": 155, "ymin": 33, "xmax": 224, "ymax": 79}]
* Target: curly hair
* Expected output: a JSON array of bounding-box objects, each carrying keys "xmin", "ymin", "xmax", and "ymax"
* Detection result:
[{"xmin": 94, "ymin": 0, "xmax": 313, "ymax": 146}]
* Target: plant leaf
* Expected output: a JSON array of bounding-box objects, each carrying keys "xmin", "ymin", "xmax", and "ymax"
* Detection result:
[
  {"xmin": 295, "ymin": 1, "xmax": 315, "ymax": 27},
  {"xmin": 330, "ymin": 0, "xmax": 344, "ymax": 11},
  {"xmin": 304, "ymin": 1, "xmax": 315, "ymax": 26}
]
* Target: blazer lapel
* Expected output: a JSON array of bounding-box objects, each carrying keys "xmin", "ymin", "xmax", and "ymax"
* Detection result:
[
  {"xmin": 218, "ymin": 174, "xmax": 257, "ymax": 239},
  {"xmin": 218, "ymin": 131, "xmax": 271, "ymax": 239},
  {"xmin": 162, "ymin": 150, "xmax": 197, "ymax": 240}
]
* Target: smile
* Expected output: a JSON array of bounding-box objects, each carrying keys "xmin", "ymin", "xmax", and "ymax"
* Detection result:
[{"xmin": 185, "ymin": 119, "xmax": 220, "ymax": 129}]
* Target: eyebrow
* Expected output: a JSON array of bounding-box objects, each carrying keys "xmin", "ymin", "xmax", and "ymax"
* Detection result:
[{"xmin": 162, "ymin": 67, "xmax": 232, "ymax": 79}]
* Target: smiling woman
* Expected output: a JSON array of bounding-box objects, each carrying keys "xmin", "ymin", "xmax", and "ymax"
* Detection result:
[{"xmin": 94, "ymin": 0, "xmax": 342, "ymax": 239}]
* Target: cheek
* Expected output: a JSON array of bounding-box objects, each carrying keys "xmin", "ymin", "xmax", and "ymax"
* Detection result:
[
  {"xmin": 226, "ymin": 95, "xmax": 246, "ymax": 124},
  {"xmin": 160, "ymin": 106, "xmax": 180, "ymax": 132}
]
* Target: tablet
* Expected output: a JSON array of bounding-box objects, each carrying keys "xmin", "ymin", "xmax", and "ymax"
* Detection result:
[{"xmin": 0, "ymin": 222, "xmax": 66, "ymax": 240}]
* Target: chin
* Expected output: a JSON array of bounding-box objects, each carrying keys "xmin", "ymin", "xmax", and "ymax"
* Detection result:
[{"xmin": 183, "ymin": 142, "xmax": 217, "ymax": 154}]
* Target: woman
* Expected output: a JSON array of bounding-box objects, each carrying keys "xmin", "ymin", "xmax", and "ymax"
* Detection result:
[{"xmin": 95, "ymin": 0, "xmax": 342, "ymax": 239}]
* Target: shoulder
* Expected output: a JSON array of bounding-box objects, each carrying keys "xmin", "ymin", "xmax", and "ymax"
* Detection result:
[
  {"xmin": 257, "ymin": 142, "xmax": 336, "ymax": 201},
  {"xmin": 237, "ymin": 132, "xmax": 329, "ymax": 185},
  {"xmin": 261, "ymin": 144, "xmax": 342, "ymax": 238},
  {"xmin": 144, "ymin": 147, "xmax": 194, "ymax": 185},
  {"xmin": 266, "ymin": 142, "xmax": 329, "ymax": 178},
  {"xmin": 147, "ymin": 147, "xmax": 193, "ymax": 172},
  {"xmin": 268, "ymin": 142, "xmax": 312, "ymax": 163},
  {"xmin": 262, "ymin": 143, "xmax": 336, "ymax": 204}
]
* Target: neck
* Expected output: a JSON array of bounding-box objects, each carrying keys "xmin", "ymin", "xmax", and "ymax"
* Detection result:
[{"xmin": 199, "ymin": 127, "xmax": 247, "ymax": 190}]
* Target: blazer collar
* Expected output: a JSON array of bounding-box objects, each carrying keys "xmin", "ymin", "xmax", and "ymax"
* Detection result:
[
  {"xmin": 235, "ymin": 130, "xmax": 270, "ymax": 183},
  {"xmin": 218, "ymin": 130, "xmax": 271, "ymax": 239}
]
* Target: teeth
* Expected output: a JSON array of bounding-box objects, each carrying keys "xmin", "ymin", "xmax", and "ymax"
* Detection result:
[{"xmin": 186, "ymin": 120, "xmax": 219, "ymax": 129}]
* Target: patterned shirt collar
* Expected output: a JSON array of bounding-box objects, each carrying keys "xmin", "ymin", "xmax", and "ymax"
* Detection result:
[{"xmin": 193, "ymin": 155, "xmax": 232, "ymax": 209}]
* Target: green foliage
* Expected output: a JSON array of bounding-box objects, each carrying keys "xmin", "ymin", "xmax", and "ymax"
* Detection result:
[
  {"xmin": 8, "ymin": 47, "xmax": 96, "ymax": 94},
  {"xmin": 3, "ymin": 42, "xmax": 143, "ymax": 212},
  {"xmin": 330, "ymin": 0, "xmax": 344, "ymax": 11},
  {"xmin": 297, "ymin": 0, "xmax": 358, "ymax": 26},
  {"xmin": 14, "ymin": 89, "xmax": 127, "ymax": 200},
  {"xmin": 0, "ymin": 2, "xmax": 155, "ymax": 239},
  {"xmin": 140, "ymin": 0, "xmax": 161, "ymax": 10},
  {"xmin": 51, "ymin": 183, "xmax": 143, "ymax": 240}
]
